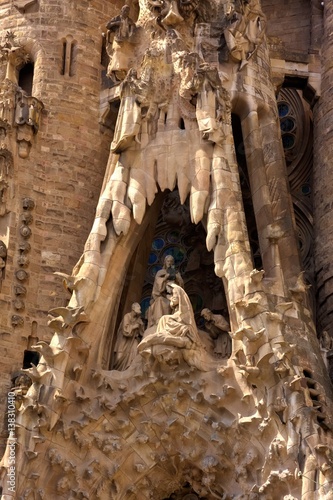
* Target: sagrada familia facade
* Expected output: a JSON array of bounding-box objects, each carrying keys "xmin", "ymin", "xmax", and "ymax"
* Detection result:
[{"xmin": 0, "ymin": 0, "xmax": 333, "ymax": 498}]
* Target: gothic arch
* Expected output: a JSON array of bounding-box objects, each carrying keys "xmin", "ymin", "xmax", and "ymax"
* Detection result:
[{"xmin": 14, "ymin": 36, "xmax": 44, "ymax": 98}]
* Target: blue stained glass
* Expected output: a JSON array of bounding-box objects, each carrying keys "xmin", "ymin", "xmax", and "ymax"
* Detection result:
[
  {"xmin": 301, "ymin": 184, "xmax": 311, "ymax": 196},
  {"xmin": 152, "ymin": 238, "xmax": 165, "ymax": 251},
  {"xmin": 278, "ymin": 103, "xmax": 289, "ymax": 118},
  {"xmin": 148, "ymin": 252, "xmax": 158, "ymax": 265},
  {"xmin": 280, "ymin": 117, "xmax": 295, "ymax": 133},
  {"xmin": 140, "ymin": 297, "xmax": 151, "ymax": 316}
]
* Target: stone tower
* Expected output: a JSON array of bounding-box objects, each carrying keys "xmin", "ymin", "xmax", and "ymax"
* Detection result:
[{"xmin": 0, "ymin": 1, "xmax": 333, "ymax": 499}]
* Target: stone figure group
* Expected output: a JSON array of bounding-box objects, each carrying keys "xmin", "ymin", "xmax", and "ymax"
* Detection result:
[{"xmin": 112, "ymin": 255, "xmax": 232, "ymax": 370}]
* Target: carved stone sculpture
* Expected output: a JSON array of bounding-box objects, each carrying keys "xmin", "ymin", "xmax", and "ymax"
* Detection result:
[
  {"xmin": 147, "ymin": 255, "xmax": 184, "ymax": 327},
  {"xmin": 0, "ymin": 80, "xmax": 16, "ymax": 124},
  {"xmin": 0, "ymin": 32, "xmax": 30, "ymax": 85},
  {"xmin": 201, "ymin": 308, "xmax": 231, "ymax": 358},
  {"xmin": 224, "ymin": 0, "xmax": 266, "ymax": 70},
  {"xmin": 105, "ymin": 5, "xmax": 137, "ymax": 82},
  {"xmin": 139, "ymin": 284, "xmax": 204, "ymax": 366},
  {"xmin": 320, "ymin": 330, "xmax": 333, "ymax": 370},
  {"xmin": 15, "ymin": 95, "xmax": 44, "ymax": 158},
  {"xmin": 0, "ymin": 239, "xmax": 6, "ymax": 284},
  {"xmin": 0, "ymin": 147, "xmax": 13, "ymax": 215},
  {"xmin": 111, "ymin": 302, "xmax": 144, "ymax": 371},
  {"xmin": 1, "ymin": 2, "xmax": 332, "ymax": 500}
]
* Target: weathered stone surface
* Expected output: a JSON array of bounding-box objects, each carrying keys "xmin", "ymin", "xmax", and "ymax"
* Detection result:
[{"xmin": 0, "ymin": 1, "xmax": 332, "ymax": 499}]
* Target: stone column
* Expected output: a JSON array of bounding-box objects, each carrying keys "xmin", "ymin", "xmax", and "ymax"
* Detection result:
[
  {"xmin": 241, "ymin": 109, "xmax": 285, "ymax": 296},
  {"xmin": 313, "ymin": 0, "xmax": 333, "ymax": 348}
]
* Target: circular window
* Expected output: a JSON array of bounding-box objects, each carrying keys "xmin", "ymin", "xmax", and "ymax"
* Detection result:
[
  {"xmin": 152, "ymin": 238, "xmax": 165, "ymax": 251},
  {"xmin": 148, "ymin": 252, "xmax": 158, "ymax": 265},
  {"xmin": 280, "ymin": 117, "xmax": 295, "ymax": 133},
  {"xmin": 301, "ymin": 184, "xmax": 311, "ymax": 196},
  {"xmin": 167, "ymin": 230, "xmax": 180, "ymax": 243},
  {"xmin": 282, "ymin": 134, "xmax": 295, "ymax": 150},
  {"xmin": 278, "ymin": 102, "xmax": 289, "ymax": 118}
]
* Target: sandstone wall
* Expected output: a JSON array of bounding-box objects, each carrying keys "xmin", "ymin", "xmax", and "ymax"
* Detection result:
[
  {"xmin": 313, "ymin": 0, "xmax": 333, "ymax": 373},
  {"xmin": 0, "ymin": 0, "xmax": 125, "ymax": 450},
  {"xmin": 262, "ymin": 0, "xmax": 311, "ymax": 58}
]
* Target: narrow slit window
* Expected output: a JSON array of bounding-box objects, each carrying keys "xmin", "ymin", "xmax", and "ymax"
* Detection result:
[
  {"xmin": 61, "ymin": 40, "xmax": 66, "ymax": 75},
  {"xmin": 61, "ymin": 37, "xmax": 77, "ymax": 77},
  {"xmin": 69, "ymin": 41, "xmax": 77, "ymax": 77}
]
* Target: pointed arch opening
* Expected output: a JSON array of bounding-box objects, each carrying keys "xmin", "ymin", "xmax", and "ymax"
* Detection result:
[
  {"xmin": 106, "ymin": 188, "xmax": 230, "ymax": 370},
  {"xmin": 18, "ymin": 61, "xmax": 34, "ymax": 95}
]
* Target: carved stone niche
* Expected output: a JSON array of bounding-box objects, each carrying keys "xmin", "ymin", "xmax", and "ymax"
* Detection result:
[{"xmin": 1, "ymin": 33, "xmax": 44, "ymax": 157}]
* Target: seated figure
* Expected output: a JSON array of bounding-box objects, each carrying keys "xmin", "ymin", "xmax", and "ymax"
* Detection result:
[
  {"xmin": 139, "ymin": 284, "xmax": 205, "ymax": 367},
  {"xmin": 156, "ymin": 284, "xmax": 201, "ymax": 345}
]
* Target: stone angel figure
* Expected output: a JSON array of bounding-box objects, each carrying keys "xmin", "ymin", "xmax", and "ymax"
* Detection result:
[
  {"xmin": 105, "ymin": 5, "xmax": 137, "ymax": 81},
  {"xmin": 224, "ymin": 0, "xmax": 266, "ymax": 70}
]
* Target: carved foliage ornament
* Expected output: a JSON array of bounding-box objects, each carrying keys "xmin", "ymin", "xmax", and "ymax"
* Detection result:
[{"xmin": 0, "ymin": 32, "xmax": 30, "ymax": 85}]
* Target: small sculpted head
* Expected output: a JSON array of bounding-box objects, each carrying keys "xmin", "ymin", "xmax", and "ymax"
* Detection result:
[
  {"xmin": 132, "ymin": 302, "xmax": 141, "ymax": 315},
  {"xmin": 170, "ymin": 287, "xmax": 179, "ymax": 308},
  {"xmin": 164, "ymin": 255, "xmax": 175, "ymax": 269},
  {"xmin": 201, "ymin": 308, "xmax": 212, "ymax": 321},
  {"xmin": 121, "ymin": 5, "xmax": 130, "ymax": 17}
]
